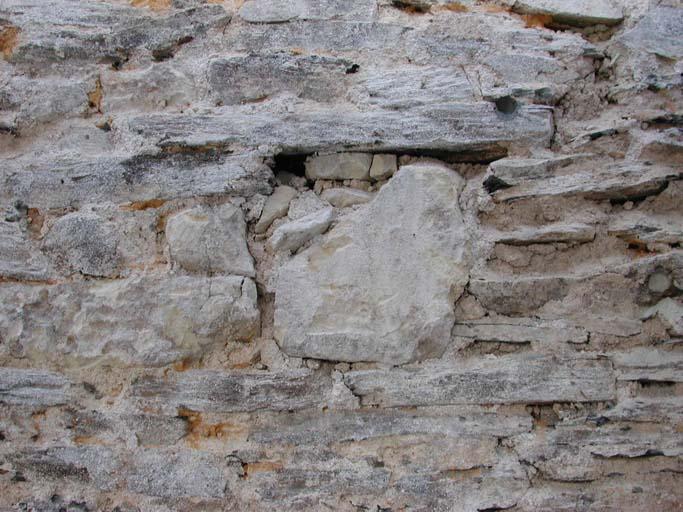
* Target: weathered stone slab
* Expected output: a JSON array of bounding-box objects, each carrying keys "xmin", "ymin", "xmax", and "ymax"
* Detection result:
[
  {"xmin": 255, "ymin": 186, "xmax": 297, "ymax": 234},
  {"xmin": 486, "ymin": 154, "xmax": 592, "ymax": 185},
  {"xmin": 2, "ymin": 153, "xmax": 272, "ymax": 210},
  {"xmin": 238, "ymin": 0, "xmax": 377, "ymax": 23},
  {"xmin": 268, "ymin": 207, "xmax": 335, "ymax": 253},
  {"xmin": 609, "ymin": 212, "xmax": 683, "ymax": 246},
  {"xmin": 349, "ymin": 65, "xmax": 474, "ymax": 109},
  {"xmin": 129, "ymin": 369, "xmax": 334, "ymax": 413},
  {"xmin": 492, "ymin": 163, "xmax": 681, "ymax": 203},
  {"xmin": 513, "ymin": 0, "xmax": 623, "ymax": 27},
  {"xmin": 469, "ymin": 275, "xmax": 571, "ymax": 315},
  {"xmin": 42, "ymin": 212, "xmax": 122, "ymax": 278},
  {"xmin": 389, "ymin": 461, "xmax": 529, "ymax": 512},
  {"xmin": 274, "ymin": 163, "xmax": 470, "ymax": 364},
  {"xmin": 320, "ymin": 188, "xmax": 374, "ymax": 208},
  {"xmin": 514, "ymin": 425, "xmax": 683, "ymax": 483},
  {"xmin": 344, "ymin": 355, "xmax": 616, "ymax": 407},
  {"xmin": 8, "ymin": 446, "xmax": 121, "ymax": 491},
  {"xmin": 0, "ymin": 368, "xmax": 70, "ymax": 407},
  {"xmin": 127, "ymin": 449, "xmax": 234, "ymax": 499},
  {"xmin": 124, "ymin": 415, "xmax": 188, "ymax": 447},
  {"xmin": 603, "ymin": 397, "xmax": 683, "ymax": 424},
  {"xmin": 642, "ymin": 298, "xmax": 683, "ymax": 337},
  {"xmin": 0, "ymin": 221, "xmax": 52, "ymax": 281},
  {"xmin": 452, "ymin": 317, "xmax": 588, "ymax": 344},
  {"xmin": 305, "ymin": 153, "xmax": 372, "ymax": 180},
  {"xmin": 249, "ymin": 408, "xmax": 531, "ymax": 445},
  {"xmin": 166, "ymin": 203, "xmax": 255, "ymax": 277},
  {"xmin": 128, "ymin": 102, "xmax": 553, "ymax": 156},
  {"xmin": 207, "ymin": 54, "xmax": 352, "ymax": 104},
  {"xmin": 4, "ymin": 0, "xmax": 230, "ymax": 65},
  {"xmin": 369, "ymin": 154, "xmax": 397, "ymax": 180},
  {"xmin": 1, "ymin": 76, "xmax": 90, "ymax": 133},
  {"xmin": 619, "ymin": 6, "xmax": 683, "ymax": 60},
  {"xmin": 611, "ymin": 348, "xmax": 683, "ymax": 383},
  {"xmin": 1, "ymin": 274, "xmax": 259, "ymax": 366},
  {"xmin": 493, "ymin": 223, "xmax": 596, "ymax": 245},
  {"xmin": 471, "ymin": 252, "xmax": 683, "ymax": 317},
  {"xmin": 244, "ymin": 450, "xmax": 390, "ymax": 505}
]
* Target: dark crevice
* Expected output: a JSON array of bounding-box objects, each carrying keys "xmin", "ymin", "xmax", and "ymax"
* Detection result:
[
  {"xmin": 391, "ymin": 1, "xmax": 430, "ymax": 14},
  {"xmin": 638, "ymin": 379, "xmax": 675, "ymax": 388},
  {"xmin": 494, "ymin": 95, "xmax": 518, "ymax": 115},
  {"xmin": 273, "ymin": 153, "xmax": 309, "ymax": 178},
  {"xmin": 483, "ymin": 175, "xmax": 512, "ymax": 194}
]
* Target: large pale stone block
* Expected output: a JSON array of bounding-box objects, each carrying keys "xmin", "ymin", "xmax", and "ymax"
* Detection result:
[
  {"xmin": 166, "ymin": 203, "xmax": 255, "ymax": 277},
  {"xmin": 274, "ymin": 163, "xmax": 470, "ymax": 364}
]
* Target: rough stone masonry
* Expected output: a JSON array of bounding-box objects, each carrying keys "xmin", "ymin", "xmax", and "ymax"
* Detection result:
[{"xmin": 0, "ymin": 0, "xmax": 682, "ymax": 510}]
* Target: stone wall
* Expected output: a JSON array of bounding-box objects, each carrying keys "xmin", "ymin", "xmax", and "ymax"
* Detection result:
[{"xmin": 1, "ymin": 0, "xmax": 682, "ymax": 510}]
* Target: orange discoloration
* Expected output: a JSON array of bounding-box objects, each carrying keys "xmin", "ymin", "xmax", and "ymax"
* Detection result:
[
  {"xmin": 172, "ymin": 357, "xmax": 193, "ymax": 372},
  {"xmin": 442, "ymin": 467, "xmax": 483, "ymax": 480},
  {"xmin": 242, "ymin": 461, "xmax": 283, "ymax": 478},
  {"xmin": 483, "ymin": 4, "xmax": 512, "ymax": 14},
  {"xmin": 177, "ymin": 408, "xmax": 243, "ymax": 448},
  {"xmin": 156, "ymin": 211, "xmax": 171, "ymax": 233},
  {"xmin": 522, "ymin": 13, "xmax": 553, "ymax": 28},
  {"xmin": 73, "ymin": 435, "xmax": 104, "ymax": 446},
  {"xmin": 120, "ymin": 198, "xmax": 167, "ymax": 211},
  {"xmin": 27, "ymin": 208, "xmax": 44, "ymax": 236},
  {"xmin": 87, "ymin": 77, "xmax": 104, "ymax": 114},
  {"xmin": 438, "ymin": 2, "xmax": 469, "ymax": 13},
  {"xmin": 0, "ymin": 25, "xmax": 20, "ymax": 59},
  {"xmin": 130, "ymin": 0, "xmax": 172, "ymax": 11}
]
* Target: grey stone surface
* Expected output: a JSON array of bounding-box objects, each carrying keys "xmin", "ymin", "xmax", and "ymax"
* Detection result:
[
  {"xmin": 249, "ymin": 407, "xmax": 532, "ymax": 445},
  {"xmin": 166, "ymin": 203, "xmax": 255, "ymax": 277},
  {"xmin": 255, "ymin": 186, "xmax": 297, "ymax": 234},
  {"xmin": 274, "ymin": 163, "xmax": 469, "ymax": 364},
  {"xmin": 320, "ymin": 188, "xmax": 374, "ymax": 208},
  {"xmin": 0, "ymin": 220, "xmax": 52, "ymax": 280},
  {"xmin": 452, "ymin": 317, "xmax": 589, "ymax": 344},
  {"xmin": 129, "ymin": 369, "xmax": 335, "ymax": 413},
  {"xmin": 612, "ymin": 348, "xmax": 683, "ymax": 383},
  {"xmin": 513, "ymin": 0, "xmax": 623, "ymax": 26},
  {"xmin": 345, "ymin": 355, "xmax": 616, "ymax": 406},
  {"xmin": 492, "ymin": 223, "xmax": 596, "ymax": 245},
  {"xmin": 127, "ymin": 449, "xmax": 233, "ymax": 498},
  {"xmin": 368, "ymin": 154, "xmax": 398, "ymax": 180},
  {"xmin": 609, "ymin": 212, "xmax": 683, "ymax": 246},
  {"xmin": 0, "ymin": 274, "xmax": 259, "ymax": 366},
  {"xmin": 619, "ymin": 7, "xmax": 683, "ymax": 60},
  {"xmin": 268, "ymin": 207, "xmax": 335, "ymax": 253},
  {"xmin": 0, "ymin": 368, "xmax": 70, "ymax": 407},
  {"xmin": 305, "ymin": 153, "xmax": 372, "ymax": 180},
  {"xmin": 42, "ymin": 212, "xmax": 122, "ymax": 278},
  {"xmin": 129, "ymin": 102, "xmax": 553, "ymax": 156},
  {"xmin": 2, "ymin": 0, "xmax": 682, "ymax": 509},
  {"xmin": 492, "ymin": 163, "xmax": 681, "ymax": 202},
  {"xmin": 1, "ymin": 153, "xmax": 273, "ymax": 210}
]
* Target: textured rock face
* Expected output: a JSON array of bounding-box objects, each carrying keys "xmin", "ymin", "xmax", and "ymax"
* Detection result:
[
  {"xmin": 275, "ymin": 163, "xmax": 469, "ymax": 364},
  {"xmin": 166, "ymin": 203, "xmax": 255, "ymax": 276},
  {"xmin": 1, "ymin": 0, "xmax": 683, "ymax": 510}
]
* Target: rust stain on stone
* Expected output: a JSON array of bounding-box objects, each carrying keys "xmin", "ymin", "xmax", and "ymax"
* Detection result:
[
  {"xmin": 87, "ymin": 77, "xmax": 104, "ymax": 114},
  {"xmin": 438, "ymin": 2, "xmax": 469, "ymax": 13},
  {"xmin": 130, "ymin": 0, "xmax": 172, "ymax": 11},
  {"xmin": 120, "ymin": 198, "xmax": 167, "ymax": 211},
  {"xmin": 177, "ymin": 407, "xmax": 243, "ymax": 448},
  {"xmin": 522, "ymin": 13, "xmax": 554, "ymax": 28},
  {"xmin": 0, "ymin": 25, "xmax": 20, "ymax": 59}
]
